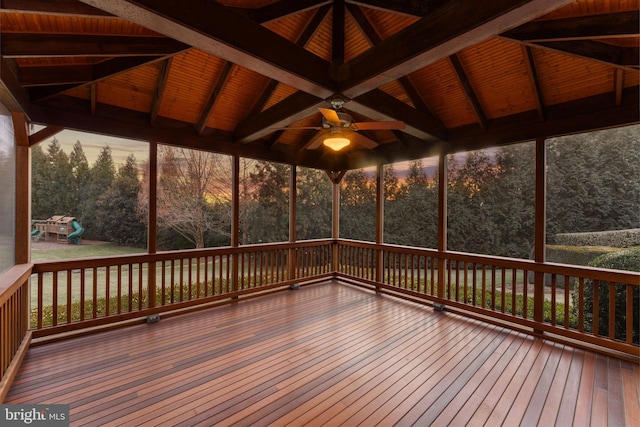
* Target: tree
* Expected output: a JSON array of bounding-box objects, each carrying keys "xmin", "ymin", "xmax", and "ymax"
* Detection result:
[
  {"xmin": 68, "ymin": 141, "xmax": 91, "ymax": 226},
  {"xmin": 296, "ymin": 167, "xmax": 332, "ymax": 240},
  {"xmin": 84, "ymin": 145, "xmax": 115, "ymax": 240},
  {"xmin": 245, "ymin": 161, "xmax": 290, "ymax": 243},
  {"xmin": 340, "ymin": 169, "xmax": 375, "ymax": 241},
  {"xmin": 386, "ymin": 160, "xmax": 438, "ymax": 248},
  {"xmin": 157, "ymin": 146, "xmax": 231, "ymax": 249},
  {"xmin": 31, "ymin": 138, "xmax": 75, "ymax": 220},
  {"xmin": 96, "ymin": 154, "xmax": 145, "ymax": 246}
]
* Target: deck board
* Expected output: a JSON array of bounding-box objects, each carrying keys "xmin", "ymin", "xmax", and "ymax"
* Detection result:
[{"xmin": 5, "ymin": 280, "xmax": 639, "ymax": 426}]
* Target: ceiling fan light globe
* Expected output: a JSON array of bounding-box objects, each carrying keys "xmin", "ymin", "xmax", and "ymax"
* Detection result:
[{"xmin": 323, "ymin": 137, "xmax": 350, "ymax": 151}]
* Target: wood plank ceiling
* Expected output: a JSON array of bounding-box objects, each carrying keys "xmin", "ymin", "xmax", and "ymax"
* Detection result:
[{"xmin": 1, "ymin": 0, "xmax": 638, "ymax": 171}]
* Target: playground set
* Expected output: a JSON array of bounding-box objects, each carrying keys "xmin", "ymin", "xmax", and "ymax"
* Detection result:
[{"xmin": 31, "ymin": 215, "xmax": 85, "ymax": 245}]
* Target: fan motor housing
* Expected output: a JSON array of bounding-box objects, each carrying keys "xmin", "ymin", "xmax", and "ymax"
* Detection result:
[{"xmin": 322, "ymin": 111, "xmax": 352, "ymax": 129}]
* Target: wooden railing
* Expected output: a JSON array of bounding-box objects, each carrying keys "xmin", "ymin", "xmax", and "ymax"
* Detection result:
[
  {"xmin": 0, "ymin": 263, "xmax": 32, "ymax": 401},
  {"xmin": 28, "ymin": 240, "xmax": 333, "ymax": 337},
  {"xmin": 336, "ymin": 240, "xmax": 640, "ymax": 359},
  {"xmin": 2, "ymin": 237, "xmax": 638, "ymax": 396}
]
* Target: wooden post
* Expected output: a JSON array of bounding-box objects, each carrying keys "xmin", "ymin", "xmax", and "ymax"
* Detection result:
[
  {"xmin": 147, "ymin": 142, "xmax": 158, "ymax": 308},
  {"xmin": 288, "ymin": 166, "xmax": 297, "ymax": 281},
  {"xmin": 12, "ymin": 112, "xmax": 30, "ymax": 265},
  {"xmin": 437, "ymin": 153, "xmax": 448, "ymax": 299},
  {"xmin": 232, "ymin": 156, "xmax": 240, "ymax": 293},
  {"xmin": 332, "ymin": 178, "xmax": 340, "ymax": 275},
  {"xmin": 533, "ymin": 137, "xmax": 546, "ymax": 329},
  {"xmin": 375, "ymin": 165, "xmax": 384, "ymax": 290}
]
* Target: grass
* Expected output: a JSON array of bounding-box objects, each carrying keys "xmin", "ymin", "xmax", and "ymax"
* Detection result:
[{"xmin": 31, "ymin": 243, "xmax": 144, "ymax": 262}]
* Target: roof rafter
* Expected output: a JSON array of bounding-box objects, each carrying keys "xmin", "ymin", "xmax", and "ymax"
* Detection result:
[
  {"xmin": 449, "ymin": 54, "xmax": 488, "ymax": 131},
  {"xmin": 242, "ymin": 0, "xmax": 332, "ymax": 24},
  {"xmin": 196, "ymin": 62, "xmax": 235, "ymax": 135}
]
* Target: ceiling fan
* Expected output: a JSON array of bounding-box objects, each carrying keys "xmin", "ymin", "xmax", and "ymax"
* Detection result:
[{"xmin": 280, "ymin": 98, "xmax": 405, "ymax": 151}]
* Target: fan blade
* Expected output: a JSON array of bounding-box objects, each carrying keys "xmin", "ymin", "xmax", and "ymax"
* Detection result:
[
  {"xmin": 318, "ymin": 108, "xmax": 340, "ymax": 125},
  {"xmin": 353, "ymin": 121, "xmax": 405, "ymax": 131},
  {"xmin": 351, "ymin": 132, "xmax": 378, "ymax": 149}
]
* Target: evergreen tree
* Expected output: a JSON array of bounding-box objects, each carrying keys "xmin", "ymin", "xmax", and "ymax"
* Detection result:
[
  {"xmin": 386, "ymin": 160, "xmax": 438, "ymax": 248},
  {"xmin": 68, "ymin": 141, "xmax": 91, "ymax": 226},
  {"xmin": 95, "ymin": 154, "xmax": 145, "ymax": 246},
  {"xmin": 340, "ymin": 169, "xmax": 375, "ymax": 241},
  {"xmin": 246, "ymin": 161, "xmax": 290, "ymax": 243},
  {"xmin": 85, "ymin": 145, "xmax": 115, "ymax": 240},
  {"xmin": 296, "ymin": 167, "xmax": 331, "ymax": 240}
]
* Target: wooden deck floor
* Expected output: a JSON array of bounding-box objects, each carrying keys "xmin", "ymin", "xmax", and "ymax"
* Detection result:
[{"xmin": 5, "ymin": 281, "xmax": 639, "ymax": 426}]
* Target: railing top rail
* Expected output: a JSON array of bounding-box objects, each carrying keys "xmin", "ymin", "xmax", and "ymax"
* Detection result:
[
  {"xmin": 31, "ymin": 240, "xmax": 335, "ymax": 273},
  {"xmin": 0, "ymin": 263, "xmax": 33, "ymax": 306},
  {"xmin": 336, "ymin": 239, "xmax": 640, "ymax": 285}
]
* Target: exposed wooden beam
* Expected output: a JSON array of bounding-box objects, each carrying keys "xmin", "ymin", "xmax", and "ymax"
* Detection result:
[
  {"xmin": 448, "ymin": 54, "xmax": 488, "ymax": 131},
  {"xmin": 521, "ymin": 45, "xmax": 545, "ymax": 121},
  {"xmin": 345, "ymin": 0, "xmax": 431, "ymax": 17},
  {"xmin": 534, "ymin": 40, "xmax": 639, "ymax": 70},
  {"xmin": 79, "ymin": 0, "xmax": 335, "ymax": 99},
  {"xmin": 27, "ymin": 55, "xmax": 179, "ymax": 102},
  {"xmin": 0, "ymin": 0, "xmax": 113, "ymax": 17},
  {"xmin": 150, "ymin": 58, "xmax": 173, "ymax": 126},
  {"xmin": 0, "ymin": 59, "xmax": 32, "ymax": 115},
  {"xmin": 502, "ymin": 11, "xmax": 639, "ymax": 42},
  {"xmin": 339, "ymin": 0, "xmax": 574, "ymax": 98},
  {"xmin": 346, "ymin": 3, "xmax": 444, "ymax": 126},
  {"xmin": 1, "ymin": 34, "xmax": 188, "ymax": 58},
  {"xmin": 28, "ymin": 125, "xmax": 64, "ymax": 147},
  {"xmin": 234, "ymin": 91, "xmax": 325, "ymax": 143},
  {"xmin": 246, "ymin": 0, "xmax": 331, "ymax": 24},
  {"xmin": 614, "ymin": 69, "xmax": 624, "ymax": 107},
  {"xmin": 350, "ymin": 89, "xmax": 446, "ymax": 141},
  {"xmin": 196, "ymin": 62, "xmax": 234, "ymax": 135},
  {"xmin": 333, "ymin": 0, "xmax": 346, "ymax": 65},
  {"xmin": 18, "ymin": 65, "xmax": 94, "ymax": 87},
  {"xmin": 240, "ymin": 3, "xmax": 332, "ymax": 134}
]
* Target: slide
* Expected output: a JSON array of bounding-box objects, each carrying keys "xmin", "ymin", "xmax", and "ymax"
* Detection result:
[{"xmin": 67, "ymin": 220, "xmax": 85, "ymax": 245}]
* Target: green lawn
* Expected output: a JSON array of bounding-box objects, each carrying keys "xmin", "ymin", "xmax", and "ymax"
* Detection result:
[{"xmin": 31, "ymin": 243, "xmax": 144, "ymax": 262}]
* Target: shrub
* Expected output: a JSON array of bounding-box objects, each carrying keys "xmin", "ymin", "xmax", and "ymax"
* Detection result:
[{"xmin": 573, "ymin": 246, "xmax": 640, "ymax": 344}]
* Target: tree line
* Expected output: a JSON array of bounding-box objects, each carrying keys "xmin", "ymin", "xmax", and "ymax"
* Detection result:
[{"xmin": 30, "ymin": 125, "xmax": 639, "ymax": 257}]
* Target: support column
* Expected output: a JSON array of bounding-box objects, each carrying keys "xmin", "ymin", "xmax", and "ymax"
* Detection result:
[
  {"xmin": 232, "ymin": 156, "xmax": 240, "ymax": 293},
  {"xmin": 437, "ymin": 153, "xmax": 448, "ymax": 299},
  {"xmin": 147, "ymin": 142, "xmax": 157, "ymax": 308},
  {"xmin": 12, "ymin": 112, "xmax": 30, "ymax": 265},
  {"xmin": 288, "ymin": 166, "xmax": 297, "ymax": 281},
  {"xmin": 533, "ymin": 137, "xmax": 547, "ymax": 328},
  {"xmin": 332, "ymin": 178, "xmax": 340, "ymax": 275},
  {"xmin": 375, "ymin": 165, "xmax": 384, "ymax": 290}
]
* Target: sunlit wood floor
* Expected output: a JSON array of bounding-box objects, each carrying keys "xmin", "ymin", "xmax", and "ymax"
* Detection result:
[{"xmin": 5, "ymin": 280, "xmax": 639, "ymax": 426}]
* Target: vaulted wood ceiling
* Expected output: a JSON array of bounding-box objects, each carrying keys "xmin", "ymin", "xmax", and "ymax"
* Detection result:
[{"xmin": 1, "ymin": 0, "xmax": 638, "ymax": 170}]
